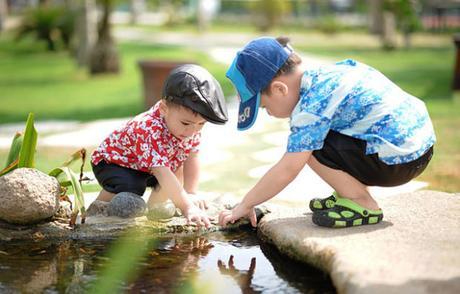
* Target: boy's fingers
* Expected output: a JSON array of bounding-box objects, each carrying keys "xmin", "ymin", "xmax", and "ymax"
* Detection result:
[
  {"xmin": 218, "ymin": 210, "xmax": 229, "ymax": 226},
  {"xmin": 250, "ymin": 210, "xmax": 258, "ymax": 227},
  {"xmin": 203, "ymin": 217, "xmax": 211, "ymax": 229}
]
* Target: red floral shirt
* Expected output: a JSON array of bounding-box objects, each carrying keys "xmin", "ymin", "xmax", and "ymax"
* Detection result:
[{"xmin": 92, "ymin": 102, "xmax": 201, "ymax": 173}]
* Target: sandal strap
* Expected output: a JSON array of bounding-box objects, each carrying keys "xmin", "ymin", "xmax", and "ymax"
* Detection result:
[{"xmin": 334, "ymin": 198, "xmax": 382, "ymax": 217}]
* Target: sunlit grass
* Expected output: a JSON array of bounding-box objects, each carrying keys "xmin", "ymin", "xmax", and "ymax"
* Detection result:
[{"xmin": 0, "ymin": 35, "xmax": 232, "ymax": 124}]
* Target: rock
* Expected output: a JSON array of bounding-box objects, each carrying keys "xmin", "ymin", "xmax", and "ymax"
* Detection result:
[
  {"xmin": 107, "ymin": 192, "xmax": 147, "ymax": 218},
  {"xmin": 146, "ymin": 201, "xmax": 177, "ymax": 221},
  {"xmin": 53, "ymin": 201, "xmax": 72, "ymax": 220},
  {"xmin": 0, "ymin": 168, "xmax": 60, "ymax": 225},
  {"xmin": 257, "ymin": 190, "xmax": 460, "ymax": 294},
  {"xmin": 0, "ymin": 193, "xmax": 271, "ymax": 241},
  {"xmin": 86, "ymin": 200, "xmax": 109, "ymax": 217}
]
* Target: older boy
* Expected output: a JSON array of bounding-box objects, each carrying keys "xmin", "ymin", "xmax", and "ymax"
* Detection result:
[
  {"xmin": 91, "ymin": 64, "xmax": 228, "ymax": 228},
  {"xmin": 219, "ymin": 37, "xmax": 435, "ymax": 228}
]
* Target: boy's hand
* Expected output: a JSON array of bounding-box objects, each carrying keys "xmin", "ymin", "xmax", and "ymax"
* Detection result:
[
  {"xmin": 188, "ymin": 193, "xmax": 209, "ymax": 210},
  {"xmin": 183, "ymin": 204, "xmax": 212, "ymax": 229},
  {"xmin": 218, "ymin": 203, "xmax": 257, "ymax": 228}
]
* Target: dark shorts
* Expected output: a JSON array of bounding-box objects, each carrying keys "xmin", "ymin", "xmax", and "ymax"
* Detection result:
[
  {"xmin": 312, "ymin": 131, "xmax": 434, "ymax": 187},
  {"xmin": 91, "ymin": 160, "xmax": 159, "ymax": 196}
]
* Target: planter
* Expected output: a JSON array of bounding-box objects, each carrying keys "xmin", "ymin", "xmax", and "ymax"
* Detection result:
[{"xmin": 138, "ymin": 60, "xmax": 196, "ymax": 109}]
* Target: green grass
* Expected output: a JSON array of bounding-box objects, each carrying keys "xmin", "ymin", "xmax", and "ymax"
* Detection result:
[{"xmin": 0, "ymin": 35, "xmax": 233, "ymax": 124}]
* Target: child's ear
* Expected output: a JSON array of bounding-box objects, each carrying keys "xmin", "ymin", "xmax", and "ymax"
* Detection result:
[
  {"xmin": 159, "ymin": 100, "xmax": 168, "ymax": 116},
  {"xmin": 271, "ymin": 81, "xmax": 288, "ymax": 96}
]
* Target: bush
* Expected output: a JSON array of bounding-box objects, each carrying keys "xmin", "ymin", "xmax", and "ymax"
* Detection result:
[{"xmin": 16, "ymin": 6, "xmax": 76, "ymax": 51}]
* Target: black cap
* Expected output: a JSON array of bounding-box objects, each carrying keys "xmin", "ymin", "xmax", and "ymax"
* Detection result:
[{"xmin": 162, "ymin": 64, "xmax": 228, "ymax": 125}]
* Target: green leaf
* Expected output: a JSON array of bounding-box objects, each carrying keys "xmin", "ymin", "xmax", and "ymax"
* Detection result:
[
  {"xmin": 0, "ymin": 159, "xmax": 19, "ymax": 177},
  {"xmin": 18, "ymin": 113, "xmax": 38, "ymax": 168},
  {"xmin": 5, "ymin": 132, "xmax": 23, "ymax": 168},
  {"xmin": 49, "ymin": 166, "xmax": 86, "ymax": 226}
]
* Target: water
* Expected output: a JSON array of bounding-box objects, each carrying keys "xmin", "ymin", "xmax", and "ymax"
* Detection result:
[{"xmin": 0, "ymin": 230, "xmax": 335, "ymax": 293}]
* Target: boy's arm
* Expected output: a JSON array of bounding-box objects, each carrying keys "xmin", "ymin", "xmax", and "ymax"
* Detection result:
[
  {"xmin": 150, "ymin": 166, "xmax": 211, "ymax": 228},
  {"xmin": 183, "ymin": 151, "xmax": 200, "ymax": 194},
  {"xmin": 183, "ymin": 151, "xmax": 208, "ymax": 209},
  {"xmin": 219, "ymin": 151, "xmax": 312, "ymax": 227}
]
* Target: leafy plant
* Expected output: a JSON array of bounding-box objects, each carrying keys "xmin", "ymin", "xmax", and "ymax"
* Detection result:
[
  {"xmin": 49, "ymin": 149, "xmax": 87, "ymax": 226},
  {"xmin": 0, "ymin": 113, "xmax": 86, "ymax": 226},
  {"xmin": 0, "ymin": 113, "xmax": 37, "ymax": 176}
]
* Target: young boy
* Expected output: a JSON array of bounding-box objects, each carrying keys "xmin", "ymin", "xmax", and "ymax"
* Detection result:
[
  {"xmin": 219, "ymin": 37, "xmax": 435, "ymax": 228},
  {"xmin": 91, "ymin": 64, "xmax": 228, "ymax": 228}
]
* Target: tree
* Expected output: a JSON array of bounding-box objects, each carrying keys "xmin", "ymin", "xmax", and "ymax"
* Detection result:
[
  {"xmin": 249, "ymin": 0, "xmax": 291, "ymax": 32},
  {"xmin": 384, "ymin": 0, "xmax": 420, "ymax": 49},
  {"xmin": 368, "ymin": 0, "xmax": 384, "ymax": 34},
  {"xmin": 89, "ymin": 0, "xmax": 119, "ymax": 74},
  {"xmin": 75, "ymin": 0, "xmax": 97, "ymax": 67},
  {"xmin": 0, "ymin": 0, "xmax": 7, "ymax": 32}
]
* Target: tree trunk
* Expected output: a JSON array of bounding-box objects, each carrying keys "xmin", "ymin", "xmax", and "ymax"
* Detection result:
[
  {"xmin": 369, "ymin": 0, "xmax": 384, "ymax": 35},
  {"xmin": 382, "ymin": 11, "xmax": 397, "ymax": 50},
  {"xmin": 89, "ymin": 0, "xmax": 120, "ymax": 74},
  {"xmin": 76, "ymin": 0, "xmax": 97, "ymax": 67},
  {"xmin": 0, "ymin": 0, "xmax": 7, "ymax": 32},
  {"xmin": 130, "ymin": 0, "xmax": 145, "ymax": 24}
]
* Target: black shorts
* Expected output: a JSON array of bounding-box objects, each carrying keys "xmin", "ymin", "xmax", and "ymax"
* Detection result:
[
  {"xmin": 91, "ymin": 160, "xmax": 159, "ymax": 196},
  {"xmin": 312, "ymin": 131, "xmax": 433, "ymax": 187}
]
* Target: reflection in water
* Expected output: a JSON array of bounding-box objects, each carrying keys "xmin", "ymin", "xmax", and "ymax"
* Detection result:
[
  {"xmin": 218, "ymin": 255, "xmax": 258, "ymax": 294},
  {"xmin": 0, "ymin": 231, "xmax": 335, "ymax": 293}
]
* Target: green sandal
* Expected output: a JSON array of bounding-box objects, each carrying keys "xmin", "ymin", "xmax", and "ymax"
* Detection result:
[
  {"xmin": 309, "ymin": 195, "xmax": 336, "ymax": 212},
  {"xmin": 312, "ymin": 198, "xmax": 383, "ymax": 228}
]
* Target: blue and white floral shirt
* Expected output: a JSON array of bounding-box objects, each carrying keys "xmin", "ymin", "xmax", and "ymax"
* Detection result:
[{"xmin": 287, "ymin": 59, "xmax": 435, "ymax": 165}]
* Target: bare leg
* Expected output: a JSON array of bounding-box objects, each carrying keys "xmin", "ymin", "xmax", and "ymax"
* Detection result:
[
  {"xmin": 147, "ymin": 167, "xmax": 184, "ymax": 209},
  {"xmin": 95, "ymin": 189, "xmax": 115, "ymax": 202},
  {"xmin": 308, "ymin": 156, "xmax": 380, "ymax": 210}
]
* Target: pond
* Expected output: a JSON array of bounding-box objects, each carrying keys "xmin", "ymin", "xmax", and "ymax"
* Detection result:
[{"xmin": 0, "ymin": 229, "xmax": 336, "ymax": 293}]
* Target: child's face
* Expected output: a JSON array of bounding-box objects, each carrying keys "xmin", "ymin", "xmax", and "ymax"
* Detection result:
[{"xmin": 160, "ymin": 102, "xmax": 207, "ymax": 140}]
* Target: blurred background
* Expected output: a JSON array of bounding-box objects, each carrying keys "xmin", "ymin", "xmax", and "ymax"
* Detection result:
[{"xmin": 0, "ymin": 0, "xmax": 459, "ymax": 194}]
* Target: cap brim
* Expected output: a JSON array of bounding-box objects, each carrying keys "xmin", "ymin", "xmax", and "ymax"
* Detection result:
[{"xmin": 237, "ymin": 92, "xmax": 260, "ymax": 131}]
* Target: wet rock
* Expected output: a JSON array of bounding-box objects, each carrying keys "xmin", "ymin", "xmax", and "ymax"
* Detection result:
[
  {"xmin": 53, "ymin": 201, "xmax": 72, "ymax": 220},
  {"xmin": 0, "ymin": 193, "xmax": 270, "ymax": 241},
  {"xmin": 0, "ymin": 168, "xmax": 60, "ymax": 225},
  {"xmin": 86, "ymin": 200, "xmax": 109, "ymax": 217},
  {"xmin": 146, "ymin": 201, "xmax": 177, "ymax": 221},
  {"xmin": 107, "ymin": 192, "xmax": 147, "ymax": 218}
]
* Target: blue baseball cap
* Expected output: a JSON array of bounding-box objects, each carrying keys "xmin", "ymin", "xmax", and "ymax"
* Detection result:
[{"xmin": 226, "ymin": 37, "xmax": 293, "ymax": 130}]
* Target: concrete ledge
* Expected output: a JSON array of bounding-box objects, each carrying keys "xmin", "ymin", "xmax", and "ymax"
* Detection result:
[{"xmin": 258, "ymin": 190, "xmax": 460, "ymax": 294}]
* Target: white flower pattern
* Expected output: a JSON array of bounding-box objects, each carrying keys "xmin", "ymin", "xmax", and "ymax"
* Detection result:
[
  {"xmin": 92, "ymin": 102, "xmax": 200, "ymax": 172},
  {"xmin": 288, "ymin": 59, "xmax": 436, "ymax": 165}
]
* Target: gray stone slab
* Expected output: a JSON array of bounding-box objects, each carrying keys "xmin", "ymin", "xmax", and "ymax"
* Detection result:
[{"xmin": 258, "ymin": 190, "xmax": 460, "ymax": 294}]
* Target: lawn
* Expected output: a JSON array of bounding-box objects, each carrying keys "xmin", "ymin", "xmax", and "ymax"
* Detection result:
[
  {"xmin": 0, "ymin": 29, "xmax": 459, "ymax": 193},
  {"xmin": 0, "ymin": 35, "xmax": 233, "ymax": 124}
]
